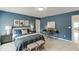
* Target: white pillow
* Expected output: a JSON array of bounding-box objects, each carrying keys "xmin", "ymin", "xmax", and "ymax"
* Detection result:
[{"xmin": 22, "ymin": 29, "xmax": 27, "ymax": 35}]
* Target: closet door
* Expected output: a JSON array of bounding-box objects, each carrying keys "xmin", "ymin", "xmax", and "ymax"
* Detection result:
[{"xmin": 35, "ymin": 19, "xmax": 40, "ymax": 33}]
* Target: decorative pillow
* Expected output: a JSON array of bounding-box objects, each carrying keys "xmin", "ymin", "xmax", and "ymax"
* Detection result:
[
  {"xmin": 12, "ymin": 29, "xmax": 22, "ymax": 39},
  {"xmin": 22, "ymin": 29, "xmax": 27, "ymax": 35},
  {"xmin": 15, "ymin": 29, "xmax": 22, "ymax": 35}
]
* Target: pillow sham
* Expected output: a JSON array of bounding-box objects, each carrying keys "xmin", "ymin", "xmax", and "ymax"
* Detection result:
[
  {"xmin": 22, "ymin": 29, "xmax": 28, "ymax": 35},
  {"xmin": 12, "ymin": 29, "xmax": 22, "ymax": 40}
]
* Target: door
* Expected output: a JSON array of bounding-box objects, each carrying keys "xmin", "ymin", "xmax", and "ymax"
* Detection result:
[
  {"xmin": 35, "ymin": 19, "xmax": 40, "ymax": 33},
  {"xmin": 72, "ymin": 15, "xmax": 79, "ymax": 43}
]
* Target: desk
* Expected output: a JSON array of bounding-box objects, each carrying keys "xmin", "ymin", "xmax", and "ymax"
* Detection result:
[{"xmin": 43, "ymin": 28, "xmax": 59, "ymax": 39}]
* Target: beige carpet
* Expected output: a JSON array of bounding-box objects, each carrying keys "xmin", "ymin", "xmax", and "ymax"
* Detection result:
[
  {"xmin": 0, "ymin": 38, "xmax": 79, "ymax": 51},
  {"xmin": 42, "ymin": 38, "xmax": 79, "ymax": 51},
  {"xmin": 0, "ymin": 42, "xmax": 16, "ymax": 51}
]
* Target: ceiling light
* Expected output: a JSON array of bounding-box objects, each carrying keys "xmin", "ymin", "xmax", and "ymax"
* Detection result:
[{"xmin": 38, "ymin": 7, "xmax": 44, "ymax": 11}]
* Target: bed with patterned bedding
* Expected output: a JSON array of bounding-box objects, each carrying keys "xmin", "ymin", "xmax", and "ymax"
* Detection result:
[{"xmin": 14, "ymin": 33, "xmax": 45, "ymax": 51}]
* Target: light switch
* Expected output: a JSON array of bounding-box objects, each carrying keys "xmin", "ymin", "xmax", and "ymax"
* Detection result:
[{"xmin": 68, "ymin": 26, "xmax": 71, "ymax": 29}]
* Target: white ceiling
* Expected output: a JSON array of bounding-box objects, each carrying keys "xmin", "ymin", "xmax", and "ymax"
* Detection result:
[{"xmin": 0, "ymin": 7, "xmax": 79, "ymax": 17}]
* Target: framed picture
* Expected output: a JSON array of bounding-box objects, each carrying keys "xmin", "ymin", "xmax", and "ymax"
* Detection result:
[
  {"xmin": 24, "ymin": 20, "xmax": 29, "ymax": 26},
  {"xmin": 20, "ymin": 20, "xmax": 25, "ymax": 26},
  {"xmin": 47, "ymin": 21, "xmax": 55, "ymax": 28},
  {"xmin": 14, "ymin": 20, "xmax": 20, "ymax": 26}
]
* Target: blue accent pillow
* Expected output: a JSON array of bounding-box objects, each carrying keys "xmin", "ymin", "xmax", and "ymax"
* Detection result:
[
  {"xmin": 14, "ymin": 29, "xmax": 22, "ymax": 37},
  {"xmin": 12, "ymin": 29, "xmax": 22, "ymax": 41},
  {"xmin": 15, "ymin": 29, "xmax": 22, "ymax": 34}
]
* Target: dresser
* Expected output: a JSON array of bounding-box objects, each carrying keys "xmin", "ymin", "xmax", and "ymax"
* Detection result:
[{"xmin": 1, "ymin": 35, "xmax": 12, "ymax": 44}]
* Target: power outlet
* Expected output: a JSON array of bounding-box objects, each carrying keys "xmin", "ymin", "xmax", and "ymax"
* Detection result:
[{"xmin": 64, "ymin": 35, "xmax": 66, "ymax": 38}]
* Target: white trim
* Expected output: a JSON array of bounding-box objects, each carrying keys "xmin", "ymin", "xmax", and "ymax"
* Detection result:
[
  {"xmin": 58, "ymin": 37, "xmax": 72, "ymax": 42},
  {"xmin": 71, "ymin": 16, "xmax": 73, "ymax": 41},
  {"xmin": 51, "ymin": 36, "xmax": 72, "ymax": 42},
  {"xmin": 44, "ymin": 35, "xmax": 72, "ymax": 42}
]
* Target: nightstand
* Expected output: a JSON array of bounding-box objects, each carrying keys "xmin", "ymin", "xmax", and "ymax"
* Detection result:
[{"xmin": 1, "ymin": 34, "xmax": 12, "ymax": 44}]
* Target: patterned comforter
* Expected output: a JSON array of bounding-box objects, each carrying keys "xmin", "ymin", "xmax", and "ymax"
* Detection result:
[{"xmin": 14, "ymin": 33, "xmax": 45, "ymax": 51}]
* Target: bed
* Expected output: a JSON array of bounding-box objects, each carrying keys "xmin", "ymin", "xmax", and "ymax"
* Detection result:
[
  {"xmin": 14, "ymin": 33, "xmax": 45, "ymax": 51},
  {"xmin": 12, "ymin": 27, "xmax": 45, "ymax": 51}
]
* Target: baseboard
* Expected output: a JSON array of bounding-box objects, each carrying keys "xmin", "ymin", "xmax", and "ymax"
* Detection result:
[
  {"xmin": 44, "ymin": 35, "xmax": 72, "ymax": 42},
  {"xmin": 51, "ymin": 36, "xmax": 72, "ymax": 42},
  {"xmin": 58, "ymin": 37, "xmax": 72, "ymax": 42}
]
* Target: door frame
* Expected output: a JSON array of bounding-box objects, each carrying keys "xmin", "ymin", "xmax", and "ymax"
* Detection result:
[{"xmin": 71, "ymin": 16, "xmax": 74, "ymax": 41}]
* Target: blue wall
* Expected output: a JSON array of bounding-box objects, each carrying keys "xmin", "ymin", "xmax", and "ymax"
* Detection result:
[
  {"xmin": 1, "ymin": 10, "xmax": 79, "ymax": 40},
  {"xmin": 0, "ymin": 11, "xmax": 36, "ymax": 35},
  {"xmin": 41, "ymin": 11, "xmax": 79, "ymax": 40}
]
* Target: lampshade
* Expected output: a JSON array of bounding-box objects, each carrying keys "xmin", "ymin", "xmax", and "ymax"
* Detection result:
[
  {"xmin": 5, "ymin": 26, "xmax": 11, "ymax": 30},
  {"xmin": 30, "ymin": 24, "xmax": 34, "ymax": 28}
]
